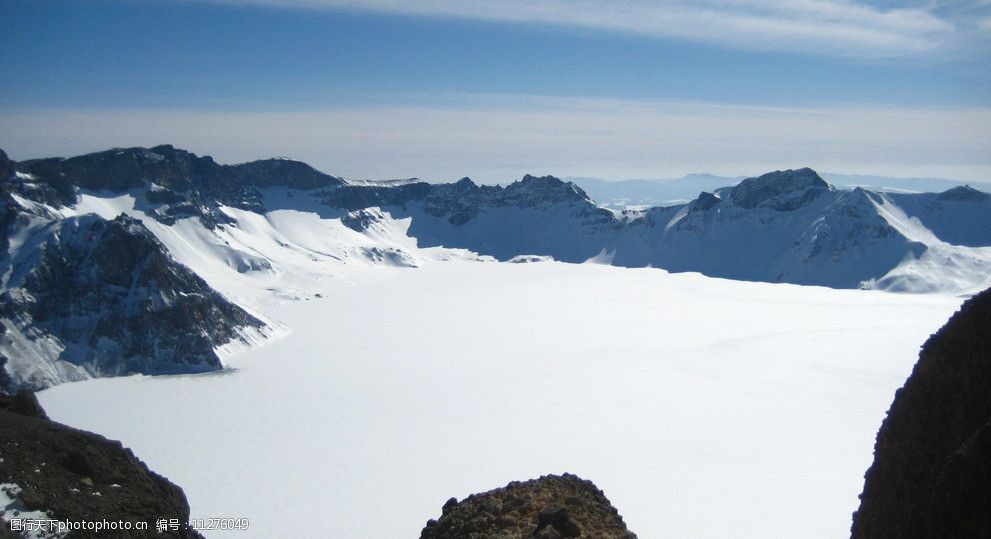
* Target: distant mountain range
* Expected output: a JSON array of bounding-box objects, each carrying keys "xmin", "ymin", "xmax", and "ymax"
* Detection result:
[
  {"xmin": 570, "ymin": 173, "xmax": 991, "ymax": 210},
  {"xmin": 1, "ymin": 145, "xmax": 990, "ymax": 391}
]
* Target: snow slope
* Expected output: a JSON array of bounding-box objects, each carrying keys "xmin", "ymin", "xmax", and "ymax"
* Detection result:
[
  {"xmin": 864, "ymin": 193, "xmax": 991, "ymax": 294},
  {"xmin": 37, "ymin": 262, "xmax": 963, "ymax": 538},
  {"xmin": 71, "ymin": 189, "xmax": 490, "ymax": 303}
]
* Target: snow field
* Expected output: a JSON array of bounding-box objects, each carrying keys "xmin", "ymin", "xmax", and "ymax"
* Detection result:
[{"xmin": 39, "ymin": 262, "xmax": 962, "ymax": 538}]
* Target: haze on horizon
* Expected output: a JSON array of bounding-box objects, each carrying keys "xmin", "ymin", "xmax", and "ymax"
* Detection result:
[{"xmin": 1, "ymin": 0, "xmax": 990, "ymax": 183}]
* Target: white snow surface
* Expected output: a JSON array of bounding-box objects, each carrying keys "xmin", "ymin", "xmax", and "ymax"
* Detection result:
[
  {"xmin": 37, "ymin": 260, "xmax": 964, "ymax": 538},
  {"xmin": 867, "ymin": 194, "xmax": 991, "ymax": 294}
]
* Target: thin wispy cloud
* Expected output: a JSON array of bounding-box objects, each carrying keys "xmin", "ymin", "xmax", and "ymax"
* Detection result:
[
  {"xmin": 3, "ymin": 96, "xmax": 988, "ymax": 182},
  {"xmin": 204, "ymin": 0, "xmax": 989, "ymax": 58}
]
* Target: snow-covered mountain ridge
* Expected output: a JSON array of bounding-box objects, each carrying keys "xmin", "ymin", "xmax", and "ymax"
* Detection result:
[
  {"xmin": 571, "ymin": 172, "xmax": 991, "ymax": 210},
  {"xmin": 6, "ymin": 145, "xmax": 990, "ymax": 294},
  {"xmin": 324, "ymin": 163, "xmax": 989, "ymax": 291},
  {"xmin": 2, "ymin": 144, "xmax": 989, "ymax": 391}
]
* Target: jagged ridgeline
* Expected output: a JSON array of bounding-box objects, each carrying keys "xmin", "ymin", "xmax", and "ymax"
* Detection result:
[
  {"xmin": 325, "ymin": 163, "xmax": 990, "ymax": 291},
  {"xmin": 7, "ymin": 144, "xmax": 345, "ymax": 227},
  {"xmin": 1, "ymin": 145, "xmax": 990, "ymax": 392}
]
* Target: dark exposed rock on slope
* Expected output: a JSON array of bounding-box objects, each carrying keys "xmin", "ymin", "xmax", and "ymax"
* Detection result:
[
  {"xmin": 0, "ymin": 392, "xmax": 203, "ymax": 538},
  {"xmin": 324, "ymin": 174, "xmax": 603, "ymax": 225},
  {"xmin": 852, "ymin": 287, "xmax": 991, "ymax": 538},
  {"xmin": 729, "ymin": 167, "xmax": 830, "ymax": 210},
  {"xmin": 228, "ymin": 158, "xmax": 343, "ymax": 190},
  {"xmin": 420, "ymin": 473, "xmax": 637, "ymax": 539},
  {"xmin": 0, "ymin": 151, "xmax": 13, "ymax": 185},
  {"xmin": 0, "ymin": 213, "xmax": 263, "ymax": 393},
  {"xmin": 1, "ymin": 147, "xmax": 275, "ymax": 393},
  {"xmin": 15, "ymin": 145, "xmax": 344, "ymax": 227}
]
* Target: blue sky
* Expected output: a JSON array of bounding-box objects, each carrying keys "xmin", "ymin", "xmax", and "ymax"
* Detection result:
[{"xmin": 2, "ymin": 0, "xmax": 990, "ymax": 182}]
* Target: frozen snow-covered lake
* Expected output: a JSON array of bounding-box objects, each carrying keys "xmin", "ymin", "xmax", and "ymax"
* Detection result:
[{"xmin": 39, "ymin": 262, "xmax": 963, "ymax": 538}]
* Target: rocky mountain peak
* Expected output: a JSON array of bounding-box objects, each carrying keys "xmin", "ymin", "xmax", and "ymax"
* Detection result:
[
  {"xmin": 447, "ymin": 176, "xmax": 480, "ymax": 196},
  {"xmin": 938, "ymin": 185, "xmax": 989, "ymax": 202},
  {"xmin": 730, "ymin": 167, "xmax": 831, "ymax": 210},
  {"xmin": 10, "ymin": 144, "xmax": 350, "ymax": 198},
  {"xmin": 0, "ymin": 149, "xmax": 12, "ymax": 180},
  {"xmin": 62, "ymin": 145, "xmax": 220, "ymax": 191},
  {"xmin": 226, "ymin": 158, "xmax": 344, "ymax": 190},
  {"xmin": 691, "ymin": 191, "xmax": 721, "ymax": 211},
  {"xmin": 519, "ymin": 174, "xmax": 564, "ymax": 187},
  {"xmin": 510, "ymin": 174, "xmax": 590, "ymax": 204},
  {"xmin": 8, "ymin": 145, "xmax": 351, "ymax": 228}
]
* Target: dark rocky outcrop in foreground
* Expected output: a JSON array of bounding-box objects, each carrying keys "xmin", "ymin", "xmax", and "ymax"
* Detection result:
[
  {"xmin": 852, "ymin": 287, "xmax": 991, "ymax": 538},
  {"xmin": 0, "ymin": 392, "xmax": 202, "ymax": 538},
  {"xmin": 420, "ymin": 473, "xmax": 637, "ymax": 539}
]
